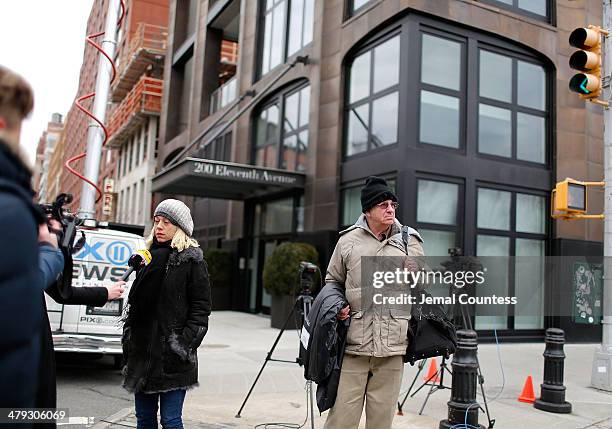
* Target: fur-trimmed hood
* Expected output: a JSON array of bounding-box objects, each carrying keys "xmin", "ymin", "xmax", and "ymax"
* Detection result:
[{"xmin": 167, "ymin": 246, "xmax": 203, "ymax": 267}]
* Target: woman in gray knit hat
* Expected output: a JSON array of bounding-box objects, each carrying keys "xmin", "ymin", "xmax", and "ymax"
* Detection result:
[{"xmin": 121, "ymin": 199, "xmax": 211, "ymax": 429}]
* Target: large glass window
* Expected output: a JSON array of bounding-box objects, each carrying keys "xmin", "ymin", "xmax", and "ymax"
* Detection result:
[
  {"xmin": 199, "ymin": 131, "xmax": 232, "ymax": 162},
  {"xmin": 416, "ymin": 179, "xmax": 461, "ymax": 256},
  {"xmin": 345, "ymin": 34, "xmax": 400, "ymax": 156},
  {"xmin": 340, "ymin": 15, "xmax": 551, "ymax": 336},
  {"xmin": 481, "ymin": 0, "xmax": 549, "ymax": 21},
  {"xmin": 476, "ymin": 187, "xmax": 547, "ymax": 330},
  {"xmin": 259, "ymin": 0, "xmax": 314, "ymax": 77},
  {"xmin": 347, "ymin": 0, "xmax": 373, "ymax": 16},
  {"xmin": 478, "ymin": 49, "xmax": 547, "ymax": 164},
  {"xmin": 253, "ymin": 84, "xmax": 310, "ymax": 171},
  {"xmin": 419, "ymin": 33, "xmax": 463, "ymax": 149}
]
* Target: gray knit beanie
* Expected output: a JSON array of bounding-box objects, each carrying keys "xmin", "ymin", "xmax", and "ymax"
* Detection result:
[{"xmin": 154, "ymin": 199, "xmax": 194, "ymax": 236}]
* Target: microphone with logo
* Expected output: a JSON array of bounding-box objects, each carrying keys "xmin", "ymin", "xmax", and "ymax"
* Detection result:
[{"xmin": 121, "ymin": 249, "xmax": 153, "ymax": 281}]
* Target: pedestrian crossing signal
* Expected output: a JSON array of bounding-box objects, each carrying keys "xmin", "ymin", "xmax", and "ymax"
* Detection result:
[{"xmin": 551, "ymin": 178, "xmax": 604, "ymax": 220}]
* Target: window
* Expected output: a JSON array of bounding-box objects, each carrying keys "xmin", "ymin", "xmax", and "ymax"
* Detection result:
[
  {"xmin": 419, "ymin": 33, "xmax": 464, "ymax": 149},
  {"xmin": 281, "ymin": 86, "xmax": 309, "ymax": 172},
  {"xmin": 478, "ymin": 49, "xmax": 547, "ymax": 164},
  {"xmin": 259, "ymin": 0, "xmax": 314, "ymax": 77},
  {"xmin": 139, "ymin": 179, "xmax": 145, "ymax": 224},
  {"xmin": 339, "ymin": 15, "xmax": 551, "ymax": 335},
  {"xmin": 475, "ymin": 186, "xmax": 547, "ymax": 330},
  {"xmin": 416, "ymin": 179, "xmax": 461, "ymax": 256},
  {"xmin": 135, "ymin": 131, "xmax": 141, "ymax": 167},
  {"xmin": 345, "ymin": 34, "xmax": 400, "ymax": 156},
  {"xmin": 200, "ymin": 132, "xmax": 232, "ymax": 162},
  {"xmin": 341, "ymin": 179, "xmax": 396, "ymax": 226},
  {"xmin": 253, "ymin": 84, "xmax": 310, "ymax": 171},
  {"xmin": 481, "ymin": 0, "xmax": 549, "ymax": 21},
  {"xmin": 347, "ymin": 0, "xmax": 373, "ymax": 16},
  {"xmin": 118, "ymin": 147, "xmax": 123, "ymax": 176},
  {"xmin": 128, "ymin": 139, "xmax": 133, "ymax": 172},
  {"xmin": 167, "ymin": 0, "xmax": 196, "ymax": 141}
]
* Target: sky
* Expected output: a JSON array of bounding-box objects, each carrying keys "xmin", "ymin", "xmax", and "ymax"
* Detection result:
[{"xmin": 1, "ymin": 0, "xmax": 95, "ymax": 166}]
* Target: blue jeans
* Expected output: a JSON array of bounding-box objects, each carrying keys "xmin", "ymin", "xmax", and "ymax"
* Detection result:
[{"xmin": 134, "ymin": 390, "xmax": 186, "ymax": 429}]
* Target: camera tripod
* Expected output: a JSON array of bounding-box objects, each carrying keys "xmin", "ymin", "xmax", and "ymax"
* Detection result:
[
  {"xmin": 397, "ymin": 355, "xmax": 452, "ymax": 416},
  {"xmin": 235, "ymin": 292, "xmax": 316, "ymax": 429}
]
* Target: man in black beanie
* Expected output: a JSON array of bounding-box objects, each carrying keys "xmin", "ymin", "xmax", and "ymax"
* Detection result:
[{"xmin": 322, "ymin": 176, "xmax": 425, "ymax": 429}]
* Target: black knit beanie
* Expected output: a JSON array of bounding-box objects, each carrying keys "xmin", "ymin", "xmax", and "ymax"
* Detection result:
[{"xmin": 360, "ymin": 176, "xmax": 398, "ymax": 212}]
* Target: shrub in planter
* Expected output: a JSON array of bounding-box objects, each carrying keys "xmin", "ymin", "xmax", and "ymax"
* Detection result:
[{"xmin": 263, "ymin": 242, "xmax": 319, "ymax": 329}]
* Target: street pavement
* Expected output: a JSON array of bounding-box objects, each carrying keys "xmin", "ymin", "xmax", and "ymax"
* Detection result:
[{"xmin": 54, "ymin": 311, "xmax": 612, "ymax": 429}]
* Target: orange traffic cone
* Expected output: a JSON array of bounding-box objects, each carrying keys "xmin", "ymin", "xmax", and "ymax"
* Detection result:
[
  {"xmin": 423, "ymin": 359, "xmax": 441, "ymax": 383},
  {"xmin": 518, "ymin": 375, "xmax": 536, "ymax": 404}
]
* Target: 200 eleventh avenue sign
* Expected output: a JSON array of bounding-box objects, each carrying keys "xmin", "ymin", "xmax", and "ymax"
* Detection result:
[{"xmin": 151, "ymin": 158, "xmax": 306, "ymax": 200}]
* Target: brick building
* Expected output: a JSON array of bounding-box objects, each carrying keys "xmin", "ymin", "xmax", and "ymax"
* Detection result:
[
  {"xmin": 59, "ymin": 0, "xmax": 168, "ymax": 221},
  {"xmin": 35, "ymin": 113, "xmax": 64, "ymax": 204},
  {"xmin": 106, "ymin": 0, "xmax": 169, "ymax": 225},
  {"xmin": 61, "ymin": 0, "xmax": 110, "ymax": 216}
]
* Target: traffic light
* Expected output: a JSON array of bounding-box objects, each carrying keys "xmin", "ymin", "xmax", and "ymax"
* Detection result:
[
  {"xmin": 568, "ymin": 26, "xmax": 608, "ymax": 105},
  {"xmin": 551, "ymin": 178, "xmax": 604, "ymax": 220}
]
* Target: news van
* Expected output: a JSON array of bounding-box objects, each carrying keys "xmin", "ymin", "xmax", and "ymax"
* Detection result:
[{"xmin": 46, "ymin": 223, "xmax": 146, "ymax": 367}]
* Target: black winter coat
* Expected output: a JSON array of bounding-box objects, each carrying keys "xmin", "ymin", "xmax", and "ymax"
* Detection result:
[
  {"xmin": 0, "ymin": 141, "xmax": 109, "ymax": 429},
  {"xmin": 37, "ymin": 283, "xmax": 108, "ymax": 424},
  {"xmin": 122, "ymin": 246, "xmax": 211, "ymax": 393},
  {"xmin": 301, "ymin": 283, "xmax": 349, "ymax": 413},
  {"xmin": 0, "ymin": 140, "xmax": 45, "ymax": 415}
]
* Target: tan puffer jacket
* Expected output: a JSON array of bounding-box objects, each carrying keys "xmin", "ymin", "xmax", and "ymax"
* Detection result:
[{"xmin": 325, "ymin": 214, "xmax": 424, "ymax": 357}]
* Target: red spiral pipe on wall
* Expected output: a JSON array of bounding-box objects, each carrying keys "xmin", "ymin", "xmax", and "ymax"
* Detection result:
[{"xmin": 64, "ymin": 0, "xmax": 126, "ymax": 204}]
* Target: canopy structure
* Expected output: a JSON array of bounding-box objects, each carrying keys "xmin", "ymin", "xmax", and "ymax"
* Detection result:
[{"xmin": 151, "ymin": 158, "xmax": 306, "ymax": 200}]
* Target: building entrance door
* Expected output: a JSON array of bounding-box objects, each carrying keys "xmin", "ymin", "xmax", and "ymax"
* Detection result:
[{"xmin": 246, "ymin": 195, "xmax": 303, "ymax": 313}]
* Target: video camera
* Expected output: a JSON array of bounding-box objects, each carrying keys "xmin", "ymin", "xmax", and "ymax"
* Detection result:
[
  {"xmin": 298, "ymin": 261, "xmax": 319, "ymax": 296},
  {"xmin": 38, "ymin": 193, "xmax": 86, "ymax": 255}
]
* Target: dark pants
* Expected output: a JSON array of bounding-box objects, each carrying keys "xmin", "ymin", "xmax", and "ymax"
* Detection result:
[{"xmin": 134, "ymin": 390, "xmax": 186, "ymax": 429}]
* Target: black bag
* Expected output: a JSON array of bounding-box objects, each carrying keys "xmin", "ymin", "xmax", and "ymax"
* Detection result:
[
  {"xmin": 403, "ymin": 289, "xmax": 457, "ymax": 364},
  {"xmin": 400, "ymin": 226, "xmax": 457, "ymax": 364}
]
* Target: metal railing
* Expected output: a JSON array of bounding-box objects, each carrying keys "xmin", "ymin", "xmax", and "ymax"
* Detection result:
[
  {"xmin": 210, "ymin": 76, "xmax": 237, "ymax": 115},
  {"xmin": 107, "ymin": 76, "xmax": 163, "ymax": 137},
  {"xmin": 116, "ymin": 23, "xmax": 167, "ymax": 76}
]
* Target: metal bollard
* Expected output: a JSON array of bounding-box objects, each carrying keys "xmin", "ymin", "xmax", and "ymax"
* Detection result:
[
  {"xmin": 439, "ymin": 330, "xmax": 485, "ymax": 429},
  {"xmin": 534, "ymin": 328, "xmax": 572, "ymax": 413}
]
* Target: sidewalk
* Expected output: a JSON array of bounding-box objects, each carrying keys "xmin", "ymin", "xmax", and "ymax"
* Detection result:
[{"xmin": 94, "ymin": 311, "xmax": 612, "ymax": 429}]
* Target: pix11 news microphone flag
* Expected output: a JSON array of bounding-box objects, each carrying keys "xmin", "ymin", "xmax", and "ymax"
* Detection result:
[{"xmin": 121, "ymin": 249, "xmax": 152, "ymax": 281}]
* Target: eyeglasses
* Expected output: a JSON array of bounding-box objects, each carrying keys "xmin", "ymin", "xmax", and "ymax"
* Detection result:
[{"xmin": 375, "ymin": 201, "xmax": 399, "ymax": 210}]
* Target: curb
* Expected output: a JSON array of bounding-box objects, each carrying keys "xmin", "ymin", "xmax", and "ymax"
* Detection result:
[{"xmin": 91, "ymin": 407, "xmax": 134, "ymax": 429}]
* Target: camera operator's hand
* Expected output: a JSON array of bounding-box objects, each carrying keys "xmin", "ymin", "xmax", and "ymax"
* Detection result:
[
  {"xmin": 38, "ymin": 220, "xmax": 60, "ymax": 249},
  {"xmin": 337, "ymin": 305, "xmax": 350, "ymax": 321},
  {"xmin": 106, "ymin": 281, "xmax": 126, "ymax": 301}
]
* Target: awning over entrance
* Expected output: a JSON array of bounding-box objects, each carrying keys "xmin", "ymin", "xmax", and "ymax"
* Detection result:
[{"xmin": 151, "ymin": 158, "xmax": 306, "ymax": 200}]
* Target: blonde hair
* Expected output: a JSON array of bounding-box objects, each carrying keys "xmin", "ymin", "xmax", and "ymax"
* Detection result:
[{"xmin": 145, "ymin": 227, "xmax": 199, "ymax": 252}]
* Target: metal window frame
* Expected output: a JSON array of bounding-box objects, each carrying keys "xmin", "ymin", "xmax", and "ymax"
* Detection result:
[
  {"xmin": 251, "ymin": 81, "xmax": 311, "ymax": 170},
  {"xmin": 413, "ymin": 174, "xmax": 466, "ymax": 252},
  {"xmin": 339, "ymin": 13, "xmax": 555, "ymax": 335},
  {"xmin": 480, "ymin": 0, "xmax": 553, "ymax": 24},
  {"xmin": 474, "ymin": 183, "xmax": 550, "ymax": 330},
  {"xmin": 343, "ymin": 28, "xmax": 402, "ymax": 158},
  {"xmin": 255, "ymin": 0, "xmax": 314, "ymax": 81}
]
